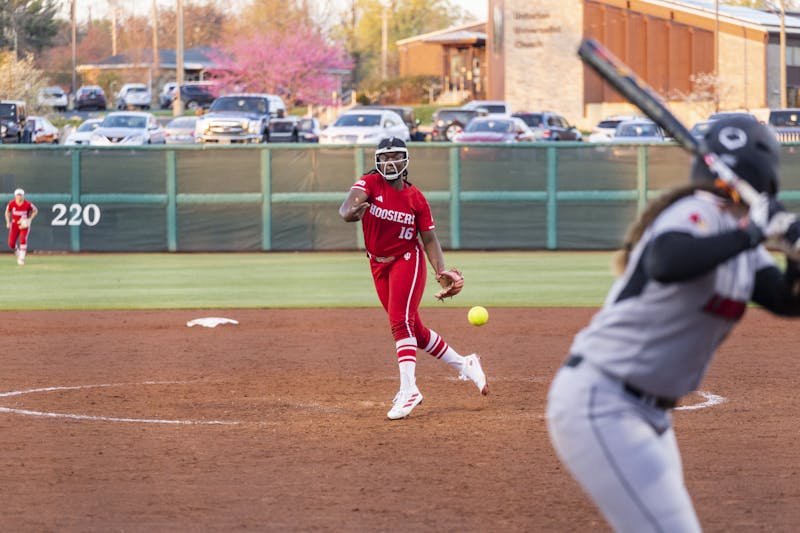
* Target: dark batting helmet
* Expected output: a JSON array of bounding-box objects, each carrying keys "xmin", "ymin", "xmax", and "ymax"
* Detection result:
[
  {"xmin": 690, "ymin": 115, "xmax": 781, "ymax": 196},
  {"xmin": 375, "ymin": 137, "xmax": 409, "ymax": 181}
]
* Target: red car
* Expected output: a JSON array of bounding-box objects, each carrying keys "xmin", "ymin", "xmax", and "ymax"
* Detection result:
[{"xmin": 74, "ymin": 85, "xmax": 107, "ymax": 111}]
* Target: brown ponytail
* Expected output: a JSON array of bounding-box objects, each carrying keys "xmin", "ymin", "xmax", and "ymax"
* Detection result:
[{"xmin": 612, "ymin": 184, "xmax": 728, "ymax": 276}]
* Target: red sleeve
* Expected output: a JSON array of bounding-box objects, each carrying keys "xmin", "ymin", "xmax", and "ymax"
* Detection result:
[{"xmin": 350, "ymin": 171, "xmax": 379, "ymax": 198}]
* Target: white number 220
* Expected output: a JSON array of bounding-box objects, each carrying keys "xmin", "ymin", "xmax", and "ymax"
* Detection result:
[{"xmin": 51, "ymin": 203, "xmax": 101, "ymax": 227}]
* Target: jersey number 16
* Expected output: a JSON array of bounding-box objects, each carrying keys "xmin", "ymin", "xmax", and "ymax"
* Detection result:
[{"xmin": 399, "ymin": 227, "xmax": 415, "ymax": 240}]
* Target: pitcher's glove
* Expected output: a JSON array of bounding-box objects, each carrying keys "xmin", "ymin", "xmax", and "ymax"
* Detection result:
[
  {"xmin": 435, "ymin": 269, "xmax": 464, "ymax": 301},
  {"xmin": 18, "ymin": 219, "xmax": 29, "ymax": 229}
]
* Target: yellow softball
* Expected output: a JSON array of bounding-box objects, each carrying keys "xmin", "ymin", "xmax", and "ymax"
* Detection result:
[{"xmin": 467, "ymin": 306, "xmax": 489, "ymax": 326}]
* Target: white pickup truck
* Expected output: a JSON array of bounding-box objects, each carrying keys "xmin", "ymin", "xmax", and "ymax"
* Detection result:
[{"xmin": 195, "ymin": 93, "xmax": 286, "ymax": 144}]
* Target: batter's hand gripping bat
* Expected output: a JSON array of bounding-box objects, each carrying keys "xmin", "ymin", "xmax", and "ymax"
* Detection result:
[{"xmin": 577, "ymin": 38, "xmax": 761, "ymax": 207}]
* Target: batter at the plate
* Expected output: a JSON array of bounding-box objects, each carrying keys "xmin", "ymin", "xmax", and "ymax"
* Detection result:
[{"xmin": 546, "ymin": 116, "xmax": 800, "ymax": 532}]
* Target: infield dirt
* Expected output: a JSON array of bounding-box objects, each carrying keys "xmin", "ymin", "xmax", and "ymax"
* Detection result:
[{"xmin": 0, "ymin": 308, "xmax": 797, "ymax": 531}]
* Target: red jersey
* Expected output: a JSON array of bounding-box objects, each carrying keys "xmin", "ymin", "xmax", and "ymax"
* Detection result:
[
  {"xmin": 351, "ymin": 172, "xmax": 435, "ymax": 258},
  {"xmin": 6, "ymin": 199, "xmax": 35, "ymax": 223}
]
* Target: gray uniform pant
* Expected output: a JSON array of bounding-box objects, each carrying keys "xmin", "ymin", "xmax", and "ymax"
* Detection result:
[{"xmin": 546, "ymin": 359, "xmax": 702, "ymax": 533}]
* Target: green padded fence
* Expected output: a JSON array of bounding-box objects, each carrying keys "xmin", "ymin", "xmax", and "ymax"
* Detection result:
[{"xmin": 3, "ymin": 142, "xmax": 800, "ymax": 252}]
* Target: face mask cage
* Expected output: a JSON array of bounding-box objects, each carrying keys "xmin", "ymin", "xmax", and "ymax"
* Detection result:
[{"xmin": 375, "ymin": 148, "xmax": 409, "ymax": 180}]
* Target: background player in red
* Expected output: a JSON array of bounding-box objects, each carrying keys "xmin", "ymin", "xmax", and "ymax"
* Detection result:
[
  {"xmin": 5, "ymin": 188, "xmax": 38, "ymax": 266},
  {"xmin": 339, "ymin": 137, "xmax": 488, "ymax": 420}
]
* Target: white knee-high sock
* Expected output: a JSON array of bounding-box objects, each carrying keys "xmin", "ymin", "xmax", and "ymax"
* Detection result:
[
  {"xmin": 424, "ymin": 329, "xmax": 465, "ymax": 371},
  {"xmin": 396, "ymin": 337, "xmax": 417, "ymax": 390}
]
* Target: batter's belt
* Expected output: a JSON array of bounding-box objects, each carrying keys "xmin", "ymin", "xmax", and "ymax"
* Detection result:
[{"xmin": 565, "ymin": 355, "xmax": 677, "ymax": 410}]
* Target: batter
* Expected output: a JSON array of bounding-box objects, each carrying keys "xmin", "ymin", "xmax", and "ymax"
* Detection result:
[
  {"xmin": 546, "ymin": 116, "xmax": 800, "ymax": 532},
  {"xmin": 339, "ymin": 137, "xmax": 488, "ymax": 420}
]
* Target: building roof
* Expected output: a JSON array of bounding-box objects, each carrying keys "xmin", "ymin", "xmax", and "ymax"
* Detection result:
[
  {"xmin": 423, "ymin": 29, "xmax": 486, "ymax": 45},
  {"xmin": 77, "ymin": 46, "xmax": 223, "ymax": 72},
  {"xmin": 647, "ymin": 0, "xmax": 800, "ymax": 34},
  {"xmin": 396, "ymin": 22, "xmax": 486, "ymax": 46}
]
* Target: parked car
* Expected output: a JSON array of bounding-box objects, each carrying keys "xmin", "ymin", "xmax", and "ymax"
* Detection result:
[
  {"xmin": 163, "ymin": 116, "xmax": 198, "ymax": 144},
  {"xmin": 451, "ymin": 116, "xmax": 535, "ymax": 143},
  {"xmin": 25, "ymin": 116, "xmax": 60, "ymax": 144},
  {"xmin": 161, "ymin": 82, "xmax": 217, "ymax": 110},
  {"xmin": 319, "ymin": 109, "xmax": 410, "ymax": 145},
  {"xmin": 269, "ymin": 116, "xmax": 302, "ymax": 142},
  {"xmin": 63, "ymin": 118, "xmax": 103, "ymax": 145},
  {"xmin": 0, "ymin": 100, "xmax": 27, "ymax": 143},
  {"xmin": 461, "ymin": 100, "xmax": 511, "ymax": 116},
  {"xmin": 512, "ymin": 111, "xmax": 582, "ymax": 141},
  {"xmin": 263, "ymin": 94, "xmax": 287, "ymax": 118},
  {"xmin": 359, "ymin": 105, "xmax": 424, "ymax": 141},
  {"xmin": 611, "ymin": 119, "xmax": 669, "ymax": 143},
  {"xmin": 159, "ymin": 82, "xmax": 178, "ymax": 109},
  {"xmin": 74, "ymin": 85, "xmax": 107, "ymax": 111},
  {"xmin": 89, "ymin": 111, "xmax": 165, "ymax": 145},
  {"xmin": 707, "ymin": 111, "xmax": 758, "ymax": 122},
  {"xmin": 37, "ymin": 86, "xmax": 68, "ymax": 112},
  {"xmin": 587, "ymin": 114, "xmax": 644, "ymax": 142},
  {"xmin": 430, "ymin": 107, "xmax": 487, "ymax": 141},
  {"xmin": 297, "ymin": 117, "xmax": 322, "ymax": 143},
  {"xmin": 115, "ymin": 83, "xmax": 151, "ymax": 110},
  {"xmin": 690, "ymin": 120, "xmax": 715, "ymax": 140},
  {"xmin": 767, "ymin": 108, "xmax": 800, "ymax": 142}
]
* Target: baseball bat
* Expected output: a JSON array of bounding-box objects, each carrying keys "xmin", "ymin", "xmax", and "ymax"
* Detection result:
[{"xmin": 577, "ymin": 38, "xmax": 761, "ymax": 206}]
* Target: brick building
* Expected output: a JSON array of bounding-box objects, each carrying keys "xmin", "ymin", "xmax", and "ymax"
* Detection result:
[{"xmin": 400, "ymin": 0, "xmax": 800, "ymax": 128}]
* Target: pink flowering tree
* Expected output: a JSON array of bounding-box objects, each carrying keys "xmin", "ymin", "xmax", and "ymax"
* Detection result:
[{"xmin": 209, "ymin": 23, "xmax": 352, "ymax": 106}]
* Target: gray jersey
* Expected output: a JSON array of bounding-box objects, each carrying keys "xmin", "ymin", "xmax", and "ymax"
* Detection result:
[{"xmin": 570, "ymin": 191, "xmax": 774, "ymax": 398}]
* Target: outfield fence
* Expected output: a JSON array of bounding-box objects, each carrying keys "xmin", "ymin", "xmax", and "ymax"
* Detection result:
[{"xmin": 3, "ymin": 142, "xmax": 800, "ymax": 252}]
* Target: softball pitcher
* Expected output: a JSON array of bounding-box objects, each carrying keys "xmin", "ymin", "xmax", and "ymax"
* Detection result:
[
  {"xmin": 339, "ymin": 137, "xmax": 488, "ymax": 420},
  {"xmin": 546, "ymin": 116, "xmax": 800, "ymax": 532},
  {"xmin": 5, "ymin": 188, "xmax": 37, "ymax": 266}
]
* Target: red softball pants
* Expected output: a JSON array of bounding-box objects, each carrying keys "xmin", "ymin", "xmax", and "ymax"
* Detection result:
[
  {"xmin": 8, "ymin": 225, "xmax": 28, "ymax": 250},
  {"xmin": 369, "ymin": 244, "xmax": 433, "ymax": 347}
]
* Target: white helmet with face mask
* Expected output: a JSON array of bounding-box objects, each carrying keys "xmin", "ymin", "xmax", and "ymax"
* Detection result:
[{"xmin": 375, "ymin": 137, "xmax": 409, "ymax": 181}]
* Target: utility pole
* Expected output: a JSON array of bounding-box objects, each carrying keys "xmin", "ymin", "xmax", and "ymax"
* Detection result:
[
  {"xmin": 381, "ymin": 6, "xmax": 388, "ymax": 80},
  {"xmin": 110, "ymin": 0, "xmax": 118, "ymax": 56},
  {"xmin": 780, "ymin": 0, "xmax": 787, "ymax": 108},
  {"xmin": 175, "ymin": 0, "xmax": 185, "ymax": 116},
  {"xmin": 71, "ymin": 0, "xmax": 77, "ymax": 99},
  {"xmin": 714, "ymin": 0, "xmax": 720, "ymax": 112},
  {"xmin": 152, "ymin": 0, "xmax": 159, "ymax": 95}
]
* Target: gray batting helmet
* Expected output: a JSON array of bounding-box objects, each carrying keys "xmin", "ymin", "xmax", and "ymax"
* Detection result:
[{"xmin": 691, "ymin": 116, "xmax": 781, "ymax": 196}]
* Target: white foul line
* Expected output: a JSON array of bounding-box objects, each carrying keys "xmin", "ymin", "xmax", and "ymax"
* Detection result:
[
  {"xmin": 0, "ymin": 381, "xmax": 240, "ymax": 425},
  {"xmin": 675, "ymin": 390, "xmax": 726, "ymax": 411}
]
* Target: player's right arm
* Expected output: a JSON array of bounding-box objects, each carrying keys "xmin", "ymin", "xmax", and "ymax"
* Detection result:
[
  {"xmin": 339, "ymin": 188, "xmax": 370, "ymax": 222},
  {"xmin": 4, "ymin": 203, "xmax": 10, "ymax": 229},
  {"xmin": 750, "ymin": 256, "xmax": 800, "ymax": 316}
]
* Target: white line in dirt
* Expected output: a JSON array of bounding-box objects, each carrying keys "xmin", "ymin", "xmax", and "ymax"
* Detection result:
[{"xmin": 0, "ymin": 381, "xmax": 241, "ymax": 425}]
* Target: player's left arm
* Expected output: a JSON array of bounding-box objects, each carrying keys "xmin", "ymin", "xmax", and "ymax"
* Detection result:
[
  {"xmin": 28, "ymin": 203, "xmax": 38, "ymax": 223},
  {"xmin": 420, "ymin": 229, "xmax": 445, "ymax": 275}
]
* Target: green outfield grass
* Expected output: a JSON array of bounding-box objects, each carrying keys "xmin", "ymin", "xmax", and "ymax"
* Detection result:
[{"xmin": 1, "ymin": 251, "xmax": 617, "ymax": 310}]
